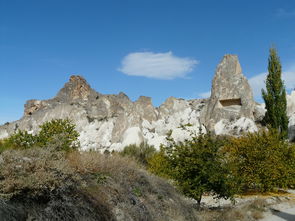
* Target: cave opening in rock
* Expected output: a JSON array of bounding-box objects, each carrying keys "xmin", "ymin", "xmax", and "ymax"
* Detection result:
[{"xmin": 219, "ymin": 98, "xmax": 242, "ymax": 107}]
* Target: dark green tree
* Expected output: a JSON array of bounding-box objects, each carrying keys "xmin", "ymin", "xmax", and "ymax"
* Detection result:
[
  {"xmin": 262, "ymin": 47, "xmax": 288, "ymax": 137},
  {"xmin": 156, "ymin": 132, "xmax": 236, "ymax": 206}
]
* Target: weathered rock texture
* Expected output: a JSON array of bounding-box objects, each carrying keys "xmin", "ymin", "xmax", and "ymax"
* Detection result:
[
  {"xmin": 0, "ymin": 75, "xmax": 207, "ymax": 151},
  {"xmin": 3, "ymin": 54, "xmax": 295, "ymax": 150},
  {"xmin": 202, "ymin": 55, "xmax": 255, "ymax": 131}
]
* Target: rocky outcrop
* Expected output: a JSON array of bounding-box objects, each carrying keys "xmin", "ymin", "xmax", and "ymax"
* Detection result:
[
  {"xmin": 4, "ymin": 55, "xmax": 295, "ymax": 150},
  {"xmin": 202, "ymin": 55, "xmax": 255, "ymax": 131},
  {"xmin": 287, "ymin": 91, "xmax": 295, "ymax": 141},
  {"xmin": 0, "ymin": 75, "xmax": 208, "ymax": 151}
]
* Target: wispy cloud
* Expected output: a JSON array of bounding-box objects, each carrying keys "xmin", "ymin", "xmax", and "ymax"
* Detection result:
[
  {"xmin": 198, "ymin": 65, "xmax": 295, "ymax": 100},
  {"xmin": 199, "ymin": 91, "xmax": 211, "ymax": 98},
  {"xmin": 249, "ymin": 65, "xmax": 295, "ymax": 99},
  {"xmin": 248, "ymin": 72, "xmax": 267, "ymax": 99},
  {"xmin": 118, "ymin": 51, "xmax": 198, "ymax": 80},
  {"xmin": 275, "ymin": 8, "xmax": 295, "ymax": 18}
]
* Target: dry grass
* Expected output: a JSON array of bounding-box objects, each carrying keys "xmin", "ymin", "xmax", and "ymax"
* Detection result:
[
  {"xmin": 0, "ymin": 148, "xmax": 199, "ymax": 221},
  {"xmin": 0, "ymin": 147, "xmax": 78, "ymax": 197},
  {"xmin": 67, "ymin": 151, "xmax": 199, "ymax": 220},
  {"xmin": 67, "ymin": 151, "xmax": 139, "ymax": 177}
]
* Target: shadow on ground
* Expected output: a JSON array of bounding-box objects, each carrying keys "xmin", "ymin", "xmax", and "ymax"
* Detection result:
[{"xmin": 271, "ymin": 208, "xmax": 295, "ymax": 221}]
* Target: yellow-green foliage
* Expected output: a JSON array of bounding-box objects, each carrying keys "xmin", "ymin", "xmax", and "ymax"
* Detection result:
[
  {"xmin": 37, "ymin": 119, "xmax": 80, "ymax": 151},
  {"xmin": 8, "ymin": 130, "xmax": 37, "ymax": 149},
  {"xmin": 0, "ymin": 138, "xmax": 11, "ymax": 153},
  {"xmin": 0, "ymin": 130, "xmax": 37, "ymax": 153},
  {"xmin": 147, "ymin": 148, "xmax": 172, "ymax": 179},
  {"xmin": 224, "ymin": 129, "xmax": 295, "ymax": 192},
  {"xmin": 0, "ymin": 119, "xmax": 79, "ymax": 152},
  {"xmin": 149, "ymin": 133, "xmax": 236, "ymax": 204}
]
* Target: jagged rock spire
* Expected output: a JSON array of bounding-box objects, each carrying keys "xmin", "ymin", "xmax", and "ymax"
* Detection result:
[
  {"xmin": 56, "ymin": 75, "xmax": 97, "ymax": 101},
  {"xmin": 202, "ymin": 55, "xmax": 255, "ymax": 131}
]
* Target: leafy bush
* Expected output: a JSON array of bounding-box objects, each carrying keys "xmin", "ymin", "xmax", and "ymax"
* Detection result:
[
  {"xmin": 119, "ymin": 142, "xmax": 156, "ymax": 166},
  {"xmin": 0, "ymin": 130, "xmax": 37, "ymax": 152},
  {"xmin": 150, "ymin": 132, "xmax": 236, "ymax": 205},
  {"xmin": 224, "ymin": 129, "xmax": 295, "ymax": 192},
  {"xmin": 0, "ymin": 119, "xmax": 79, "ymax": 152},
  {"xmin": 147, "ymin": 148, "xmax": 172, "ymax": 179},
  {"xmin": 37, "ymin": 119, "xmax": 80, "ymax": 151},
  {"xmin": 7, "ymin": 130, "xmax": 37, "ymax": 149}
]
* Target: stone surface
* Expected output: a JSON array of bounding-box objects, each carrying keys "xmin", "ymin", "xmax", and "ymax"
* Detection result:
[
  {"xmin": 8, "ymin": 55, "xmax": 295, "ymax": 150},
  {"xmin": 214, "ymin": 117, "xmax": 258, "ymax": 136},
  {"xmin": 202, "ymin": 55, "xmax": 255, "ymax": 131},
  {"xmin": 287, "ymin": 91, "xmax": 295, "ymax": 117},
  {"xmin": 0, "ymin": 75, "xmax": 208, "ymax": 151}
]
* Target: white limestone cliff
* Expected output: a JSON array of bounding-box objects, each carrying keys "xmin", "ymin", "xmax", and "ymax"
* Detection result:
[{"xmin": 2, "ymin": 55, "xmax": 295, "ymax": 151}]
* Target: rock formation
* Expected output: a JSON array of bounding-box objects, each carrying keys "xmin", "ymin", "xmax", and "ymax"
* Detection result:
[
  {"xmin": 287, "ymin": 91, "xmax": 295, "ymax": 141},
  {"xmin": 0, "ymin": 75, "xmax": 207, "ymax": 151},
  {"xmin": 202, "ymin": 54, "xmax": 256, "ymax": 133},
  {"xmin": 2, "ymin": 54, "xmax": 295, "ymax": 150}
]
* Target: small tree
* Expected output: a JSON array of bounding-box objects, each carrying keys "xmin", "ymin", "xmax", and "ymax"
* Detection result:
[
  {"xmin": 157, "ymin": 132, "xmax": 236, "ymax": 206},
  {"xmin": 224, "ymin": 129, "xmax": 295, "ymax": 192},
  {"xmin": 262, "ymin": 47, "xmax": 288, "ymax": 137},
  {"xmin": 37, "ymin": 119, "xmax": 80, "ymax": 151}
]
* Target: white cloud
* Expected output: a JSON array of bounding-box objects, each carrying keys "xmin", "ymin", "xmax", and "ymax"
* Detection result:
[
  {"xmin": 248, "ymin": 72, "xmax": 267, "ymax": 99},
  {"xmin": 249, "ymin": 66, "xmax": 295, "ymax": 99},
  {"xmin": 118, "ymin": 51, "xmax": 198, "ymax": 79},
  {"xmin": 198, "ymin": 65, "xmax": 295, "ymax": 100},
  {"xmin": 199, "ymin": 91, "xmax": 211, "ymax": 98}
]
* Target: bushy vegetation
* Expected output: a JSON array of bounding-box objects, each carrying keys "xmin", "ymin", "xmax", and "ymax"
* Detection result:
[
  {"xmin": 147, "ymin": 129, "xmax": 295, "ymax": 203},
  {"xmin": 224, "ymin": 129, "xmax": 295, "ymax": 192},
  {"xmin": 0, "ymin": 118, "xmax": 79, "ymax": 152},
  {"xmin": 119, "ymin": 142, "xmax": 156, "ymax": 166},
  {"xmin": 0, "ymin": 146, "xmax": 198, "ymax": 220},
  {"xmin": 0, "ymin": 121, "xmax": 198, "ymax": 220},
  {"xmin": 149, "ymin": 132, "xmax": 236, "ymax": 205},
  {"xmin": 1, "ymin": 115, "xmax": 295, "ymax": 217},
  {"xmin": 37, "ymin": 119, "xmax": 80, "ymax": 151}
]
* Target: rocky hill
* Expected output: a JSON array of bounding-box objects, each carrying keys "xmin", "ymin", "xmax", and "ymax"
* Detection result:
[{"xmin": 1, "ymin": 54, "xmax": 295, "ymax": 151}]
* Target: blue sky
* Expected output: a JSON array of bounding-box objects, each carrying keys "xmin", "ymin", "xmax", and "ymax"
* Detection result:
[{"xmin": 1, "ymin": 0, "xmax": 295, "ymax": 124}]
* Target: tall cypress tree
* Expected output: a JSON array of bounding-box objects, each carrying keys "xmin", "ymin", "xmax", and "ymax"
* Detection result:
[{"xmin": 262, "ymin": 47, "xmax": 288, "ymax": 137}]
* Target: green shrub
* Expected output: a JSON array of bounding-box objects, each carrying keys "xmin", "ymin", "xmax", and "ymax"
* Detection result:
[
  {"xmin": 7, "ymin": 130, "xmax": 37, "ymax": 149},
  {"xmin": 147, "ymin": 148, "xmax": 172, "ymax": 179},
  {"xmin": 0, "ymin": 119, "xmax": 79, "ymax": 152},
  {"xmin": 0, "ymin": 130, "xmax": 37, "ymax": 151},
  {"xmin": 151, "ymin": 132, "xmax": 236, "ymax": 205},
  {"xmin": 224, "ymin": 129, "xmax": 295, "ymax": 192},
  {"xmin": 37, "ymin": 118, "xmax": 80, "ymax": 151},
  {"xmin": 119, "ymin": 142, "xmax": 156, "ymax": 166}
]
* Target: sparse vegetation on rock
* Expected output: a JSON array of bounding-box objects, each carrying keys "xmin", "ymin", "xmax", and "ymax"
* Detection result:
[{"xmin": 0, "ymin": 118, "xmax": 79, "ymax": 153}]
